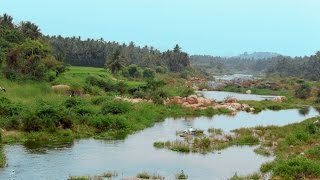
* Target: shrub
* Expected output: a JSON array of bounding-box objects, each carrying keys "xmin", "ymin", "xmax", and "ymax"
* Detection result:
[
  {"xmin": 86, "ymin": 76, "xmax": 116, "ymax": 92},
  {"xmin": 127, "ymin": 64, "xmax": 141, "ymax": 78},
  {"xmin": 22, "ymin": 112, "xmax": 42, "ymax": 132},
  {"xmin": 307, "ymin": 121, "xmax": 320, "ymax": 134},
  {"xmin": 0, "ymin": 97, "xmax": 22, "ymax": 117},
  {"xmin": 272, "ymin": 157, "xmax": 320, "ymax": 179},
  {"xmin": 175, "ymin": 170, "xmax": 188, "ymax": 179},
  {"xmin": 153, "ymin": 141, "xmax": 165, "ymax": 148},
  {"xmin": 90, "ymin": 115, "xmax": 128, "ymax": 131},
  {"xmin": 295, "ymin": 83, "xmax": 311, "ymax": 99},
  {"xmin": 155, "ymin": 66, "xmax": 167, "ymax": 73},
  {"xmin": 137, "ymin": 172, "xmax": 150, "ymax": 179},
  {"xmin": 133, "ymin": 90, "xmax": 148, "ymax": 99},
  {"xmin": 64, "ymin": 97, "xmax": 85, "ymax": 108},
  {"xmin": 306, "ymin": 145, "xmax": 320, "ymax": 161},
  {"xmin": 100, "ymin": 101, "xmax": 131, "ymax": 115},
  {"xmin": 91, "ymin": 96, "xmax": 106, "ymax": 105},
  {"xmin": 143, "ymin": 68, "xmax": 155, "ymax": 79}
]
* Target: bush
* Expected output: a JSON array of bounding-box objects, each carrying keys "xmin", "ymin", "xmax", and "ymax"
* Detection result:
[
  {"xmin": 295, "ymin": 83, "xmax": 311, "ymax": 99},
  {"xmin": 100, "ymin": 101, "xmax": 131, "ymax": 115},
  {"xmin": 64, "ymin": 97, "xmax": 85, "ymax": 108},
  {"xmin": 137, "ymin": 172, "xmax": 150, "ymax": 179},
  {"xmin": 143, "ymin": 68, "xmax": 155, "ymax": 79},
  {"xmin": 272, "ymin": 157, "xmax": 320, "ymax": 179},
  {"xmin": 0, "ymin": 97, "xmax": 22, "ymax": 117},
  {"xmin": 146, "ymin": 79, "xmax": 166, "ymax": 91},
  {"xmin": 155, "ymin": 66, "xmax": 167, "ymax": 73},
  {"xmin": 306, "ymin": 145, "xmax": 320, "ymax": 161},
  {"xmin": 123, "ymin": 64, "xmax": 143, "ymax": 78},
  {"xmin": 90, "ymin": 115, "xmax": 128, "ymax": 131},
  {"xmin": 176, "ymin": 170, "xmax": 188, "ymax": 179},
  {"xmin": 22, "ymin": 112, "xmax": 42, "ymax": 132},
  {"xmin": 86, "ymin": 76, "xmax": 116, "ymax": 92},
  {"xmin": 91, "ymin": 96, "xmax": 106, "ymax": 105}
]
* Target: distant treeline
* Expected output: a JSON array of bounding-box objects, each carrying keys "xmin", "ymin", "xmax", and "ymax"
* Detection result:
[
  {"xmin": 191, "ymin": 53, "xmax": 320, "ymax": 80},
  {"xmin": 47, "ymin": 36, "xmax": 191, "ymax": 72}
]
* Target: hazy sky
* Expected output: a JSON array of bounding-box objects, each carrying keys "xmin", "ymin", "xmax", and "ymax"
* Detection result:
[{"xmin": 1, "ymin": 0, "xmax": 320, "ymax": 56}]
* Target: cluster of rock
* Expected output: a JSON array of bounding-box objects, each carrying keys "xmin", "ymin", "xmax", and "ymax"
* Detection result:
[
  {"xmin": 164, "ymin": 95, "xmax": 212, "ymax": 108},
  {"xmin": 114, "ymin": 96, "xmax": 152, "ymax": 104},
  {"xmin": 164, "ymin": 95, "xmax": 255, "ymax": 112}
]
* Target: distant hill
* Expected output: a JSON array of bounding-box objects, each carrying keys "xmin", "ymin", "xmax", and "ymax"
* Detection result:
[{"xmin": 234, "ymin": 52, "xmax": 281, "ymax": 60}]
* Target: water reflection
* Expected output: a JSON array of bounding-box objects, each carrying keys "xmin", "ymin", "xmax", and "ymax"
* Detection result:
[{"xmin": 299, "ymin": 107, "xmax": 310, "ymax": 116}]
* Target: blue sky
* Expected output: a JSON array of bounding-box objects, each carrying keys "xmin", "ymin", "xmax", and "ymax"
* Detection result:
[{"xmin": 1, "ymin": 0, "xmax": 320, "ymax": 56}]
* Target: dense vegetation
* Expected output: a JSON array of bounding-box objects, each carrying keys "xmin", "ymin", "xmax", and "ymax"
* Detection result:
[
  {"xmin": 191, "ymin": 52, "xmax": 320, "ymax": 80},
  {"xmin": 47, "ymin": 36, "xmax": 191, "ymax": 72},
  {"xmin": 0, "ymin": 14, "xmax": 65, "ymax": 81}
]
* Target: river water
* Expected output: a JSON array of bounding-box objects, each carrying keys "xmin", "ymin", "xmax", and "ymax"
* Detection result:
[
  {"xmin": 197, "ymin": 91, "xmax": 277, "ymax": 102},
  {"xmin": 0, "ymin": 93, "xmax": 319, "ymax": 180}
]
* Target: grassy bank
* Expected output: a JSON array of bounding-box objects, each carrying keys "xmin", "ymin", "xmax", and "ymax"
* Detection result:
[{"xmin": 229, "ymin": 117, "xmax": 320, "ymax": 179}]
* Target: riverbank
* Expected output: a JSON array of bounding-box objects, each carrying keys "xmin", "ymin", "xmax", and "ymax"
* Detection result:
[{"xmin": 0, "ymin": 66, "xmax": 230, "ymax": 168}]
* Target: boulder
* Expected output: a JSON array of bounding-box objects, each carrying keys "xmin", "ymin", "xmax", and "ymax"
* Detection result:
[
  {"xmin": 271, "ymin": 96, "xmax": 286, "ymax": 103},
  {"xmin": 187, "ymin": 95, "xmax": 198, "ymax": 104},
  {"xmin": 225, "ymin": 97, "xmax": 237, "ymax": 103},
  {"xmin": 241, "ymin": 104, "xmax": 250, "ymax": 111}
]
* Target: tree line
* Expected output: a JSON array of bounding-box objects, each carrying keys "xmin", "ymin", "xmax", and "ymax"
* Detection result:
[
  {"xmin": 47, "ymin": 36, "xmax": 191, "ymax": 73},
  {"xmin": 191, "ymin": 53, "xmax": 320, "ymax": 80}
]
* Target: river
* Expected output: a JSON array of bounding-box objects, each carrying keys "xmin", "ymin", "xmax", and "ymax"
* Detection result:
[{"xmin": 0, "ymin": 92, "xmax": 318, "ymax": 180}]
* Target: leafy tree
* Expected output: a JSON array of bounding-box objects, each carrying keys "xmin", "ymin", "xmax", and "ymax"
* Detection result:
[{"xmin": 3, "ymin": 39, "xmax": 63, "ymax": 80}]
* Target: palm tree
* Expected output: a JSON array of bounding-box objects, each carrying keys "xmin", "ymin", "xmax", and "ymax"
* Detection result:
[
  {"xmin": 0, "ymin": 13, "xmax": 14, "ymax": 28},
  {"xmin": 106, "ymin": 49, "xmax": 126, "ymax": 74},
  {"xmin": 20, "ymin": 21, "xmax": 41, "ymax": 39}
]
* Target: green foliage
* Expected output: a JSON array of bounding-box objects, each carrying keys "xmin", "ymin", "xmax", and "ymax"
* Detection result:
[
  {"xmin": 269, "ymin": 157, "xmax": 320, "ymax": 179},
  {"xmin": 295, "ymin": 83, "xmax": 311, "ymax": 99},
  {"xmin": 127, "ymin": 64, "xmax": 141, "ymax": 78},
  {"xmin": 0, "ymin": 97, "xmax": 22, "ymax": 117},
  {"xmin": 0, "ymin": 14, "xmax": 66, "ymax": 81},
  {"xmin": 19, "ymin": 21, "xmax": 41, "ymax": 40},
  {"xmin": 175, "ymin": 170, "xmax": 188, "ymax": 180},
  {"xmin": 105, "ymin": 49, "xmax": 126, "ymax": 74},
  {"xmin": 153, "ymin": 141, "xmax": 165, "ymax": 149},
  {"xmin": 100, "ymin": 100, "xmax": 131, "ymax": 115},
  {"xmin": 306, "ymin": 145, "xmax": 320, "ymax": 161},
  {"xmin": 90, "ymin": 115, "xmax": 128, "ymax": 131},
  {"xmin": 136, "ymin": 172, "xmax": 151, "ymax": 179},
  {"xmin": 142, "ymin": 68, "xmax": 155, "ymax": 79}
]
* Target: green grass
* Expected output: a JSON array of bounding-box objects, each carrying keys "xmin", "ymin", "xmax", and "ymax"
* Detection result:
[
  {"xmin": 0, "ymin": 145, "xmax": 5, "ymax": 168},
  {"xmin": 0, "ymin": 66, "xmax": 231, "ymax": 148}
]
